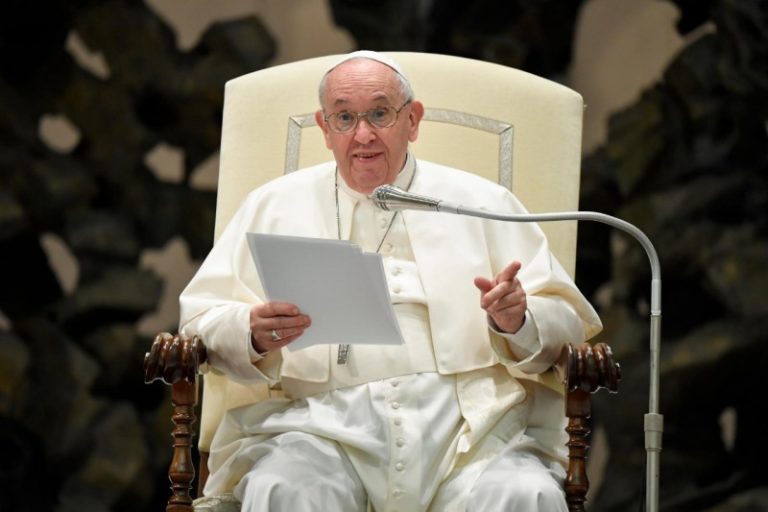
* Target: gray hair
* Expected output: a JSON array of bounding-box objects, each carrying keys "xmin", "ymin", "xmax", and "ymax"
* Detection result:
[{"xmin": 318, "ymin": 57, "xmax": 415, "ymax": 111}]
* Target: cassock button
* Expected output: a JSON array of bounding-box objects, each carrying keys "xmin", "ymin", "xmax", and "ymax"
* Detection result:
[
  {"xmin": 391, "ymin": 401, "xmax": 400, "ymax": 409},
  {"xmin": 395, "ymin": 462, "xmax": 405, "ymax": 471}
]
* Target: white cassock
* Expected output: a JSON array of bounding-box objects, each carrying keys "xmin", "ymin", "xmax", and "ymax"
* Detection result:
[{"xmin": 180, "ymin": 153, "xmax": 602, "ymax": 511}]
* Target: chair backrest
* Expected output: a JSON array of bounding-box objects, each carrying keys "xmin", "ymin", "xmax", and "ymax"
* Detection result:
[{"xmin": 199, "ymin": 52, "xmax": 585, "ymax": 452}]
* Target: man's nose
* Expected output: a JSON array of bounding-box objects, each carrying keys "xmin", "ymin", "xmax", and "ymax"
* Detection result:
[{"xmin": 353, "ymin": 117, "xmax": 377, "ymax": 144}]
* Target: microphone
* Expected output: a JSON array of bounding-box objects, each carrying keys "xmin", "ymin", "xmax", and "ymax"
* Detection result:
[
  {"xmin": 371, "ymin": 184, "xmax": 456, "ymax": 212},
  {"xmin": 371, "ymin": 183, "xmax": 664, "ymax": 512}
]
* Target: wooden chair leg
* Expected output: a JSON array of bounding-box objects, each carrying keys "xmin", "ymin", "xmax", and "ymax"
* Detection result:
[
  {"xmin": 167, "ymin": 379, "xmax": 198, "ymax": 512},
  {"xmin": 565, "ymin": 388, "xmax": 591, "ymax": 512}
]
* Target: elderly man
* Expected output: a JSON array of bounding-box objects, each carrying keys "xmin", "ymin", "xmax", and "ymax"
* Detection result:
[{"xmin": 179, "ymin": 50, "xmax": 602, "ymax": 511}]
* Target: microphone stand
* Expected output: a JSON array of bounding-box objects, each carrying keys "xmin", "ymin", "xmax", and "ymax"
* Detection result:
[{"xmin": 372, "ymin": 185, "xmax": 663, "ymax": 512}]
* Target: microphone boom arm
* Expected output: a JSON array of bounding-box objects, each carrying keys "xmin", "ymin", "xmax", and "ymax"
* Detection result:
[{"xmin": 372, "ymin": 184, "xmax": 663, "ymax": 512}]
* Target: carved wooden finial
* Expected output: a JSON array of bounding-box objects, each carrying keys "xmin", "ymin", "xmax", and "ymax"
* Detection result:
[{"xmin": 144, "ymin": 333, "xmax": 207, "ymax": 385}]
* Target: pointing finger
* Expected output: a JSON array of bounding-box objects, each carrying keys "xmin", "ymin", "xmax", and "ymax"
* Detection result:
[{"xmin": 497, "ymin": 261, "xmax": 522, "ymax": 284}]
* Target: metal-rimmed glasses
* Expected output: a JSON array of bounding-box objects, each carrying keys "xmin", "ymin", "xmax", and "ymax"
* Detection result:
[{"xmin": 323, "ymin": 100, "xmax": 412, "ymax": 133}]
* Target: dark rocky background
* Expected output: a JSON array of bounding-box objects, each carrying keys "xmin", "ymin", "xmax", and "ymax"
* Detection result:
[{"xmin": 0, "ymin": 0, "xmax": 766, "ymax": 511}]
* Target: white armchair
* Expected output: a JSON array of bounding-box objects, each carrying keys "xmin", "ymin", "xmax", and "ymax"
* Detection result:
[{"xmin": 144, "ymin": 52, "xmax": 620, "ymax": 512}]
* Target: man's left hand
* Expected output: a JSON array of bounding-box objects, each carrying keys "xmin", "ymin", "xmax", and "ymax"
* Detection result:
[{"xmin": 474, "ymin": 261, "xmax": 526, "ymax": 334}]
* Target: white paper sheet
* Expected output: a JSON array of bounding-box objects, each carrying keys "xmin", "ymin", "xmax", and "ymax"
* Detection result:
[{"xmin": 247, "ymin": 233, "xmax": 405, "ymax": 351}]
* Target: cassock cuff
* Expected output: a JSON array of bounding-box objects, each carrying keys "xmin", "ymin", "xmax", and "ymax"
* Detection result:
[{"xmin": 488, "ymin": 310, "xmax": 542, "ymax": 361}]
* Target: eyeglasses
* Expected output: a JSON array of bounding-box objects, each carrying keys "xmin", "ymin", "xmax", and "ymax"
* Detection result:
[{"xmin": 323, "ymin": 100, "xmax": 412, "ymax": 133}]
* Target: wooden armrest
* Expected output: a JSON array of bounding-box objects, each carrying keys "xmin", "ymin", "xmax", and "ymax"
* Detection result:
[
  {"xmin": 144, "ymin": 333, "xmax": 208, "ymax": 512},
  {"xmin": 144, "ymin": 332, "xmax": 208, "ymax": 386},
  {"xmin": 563, "ymin": 342, "xmax": 621, "ymax": 512}
]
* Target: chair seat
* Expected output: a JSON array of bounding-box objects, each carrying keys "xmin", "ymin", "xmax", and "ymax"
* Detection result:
[{"xmin": 192, "ymin": 493, "xmax": 241, "ymax": 511}]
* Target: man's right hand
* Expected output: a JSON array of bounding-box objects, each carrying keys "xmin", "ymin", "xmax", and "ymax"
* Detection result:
[{"xmin": 250, "ymin": 302, "xmax": 311, "ymax": 354}]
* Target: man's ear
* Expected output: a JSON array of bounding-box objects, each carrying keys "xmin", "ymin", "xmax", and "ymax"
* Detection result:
[
  {"xmin": 315, "ymin": 110, "xmax": 332, "ymax": 149},
  {"xmin": 408, "ymin": 100, "xmax": 425, "ymax": 143}
]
